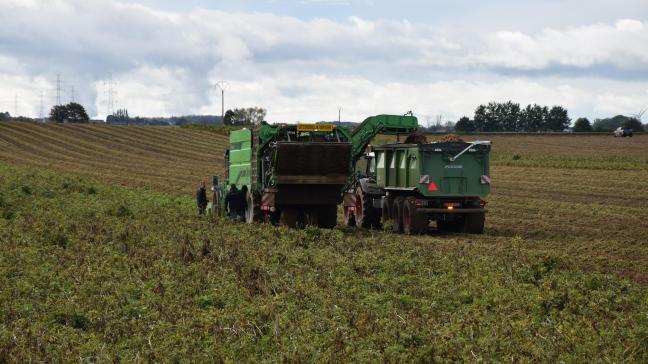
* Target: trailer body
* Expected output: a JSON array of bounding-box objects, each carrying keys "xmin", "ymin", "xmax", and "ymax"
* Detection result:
[{"xmin": 345, "ymin": 139, "xmax": 491, "ymax": 234}]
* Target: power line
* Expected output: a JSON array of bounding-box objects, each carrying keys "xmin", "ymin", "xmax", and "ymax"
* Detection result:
[{"xmin": 70, "ymin": 86, "xmax": 75, "ymax": 103}]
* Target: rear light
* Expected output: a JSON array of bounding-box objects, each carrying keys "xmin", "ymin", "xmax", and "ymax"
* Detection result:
[
  {"xmin": 261, "ymin": 205, "xmax": 271, "ymax": 211},
  {"xmin": 349, "ymin": 206, "xmax": 356, "ymax": 212},
  {"xmin": 427, "ymin": 181, "xmax": 438, "ymax": 192},
  {"xmin": 415, "ymin": 199, "xmax": 427, "ymax": 207},
  {"xmin": 479, "ymin": 200, "xmax": 487, "ymax": 208},
  {"xmin": 444, "ymin": 202, "xmax": 461, "ymax": 210}
]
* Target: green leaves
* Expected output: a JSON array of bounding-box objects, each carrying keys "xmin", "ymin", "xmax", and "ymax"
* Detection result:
[{"xmin": 0, "ymin": 163, "xmax": 646, "ymax": 362}]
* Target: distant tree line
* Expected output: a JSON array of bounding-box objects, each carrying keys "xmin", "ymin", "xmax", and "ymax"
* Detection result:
[
  {"xmin": 105, "ymin": 106, "xmax": 267, "ymax": 126},
  {"xmin": 106, "ymin": 109, "xmax": 223, "ymax": 126},
  {"xmin": 455, "ymin": 101, "xmax": 571, "ymax": 132}
]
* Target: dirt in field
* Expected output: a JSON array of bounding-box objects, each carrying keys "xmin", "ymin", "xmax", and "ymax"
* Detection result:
[{"xmin": 1, "ymin": 122, "xmax": 647, "ymax": 284}]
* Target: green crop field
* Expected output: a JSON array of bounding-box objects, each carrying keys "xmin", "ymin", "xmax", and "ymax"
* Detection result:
[{"xmin": 0, "ymin": 122, "xmax": 647, "ymax": 361}]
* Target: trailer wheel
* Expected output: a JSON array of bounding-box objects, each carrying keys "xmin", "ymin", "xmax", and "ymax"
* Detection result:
[
  {"xmin": 317, "ymin": 205, "xmax": 338, "ymax": 229},
  {"xmin": 391, "ymin": 197, "xmax": 404, "ymax": 233},
  {"xmin": 355, "ymin": 187, "xmax": 382, "ymax": 229},
  {"xmin": 463, "ymin": 212, "xmax": 485, "ymax": 234},
  {"xmin": 403, "ymin": 197, "xmax": 428, "ymax": 235}
]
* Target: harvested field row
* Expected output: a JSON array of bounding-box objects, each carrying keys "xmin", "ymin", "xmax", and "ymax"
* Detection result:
[{"xmin": 0, "ymin": 123, "xmax": 225, "ymax": 194}]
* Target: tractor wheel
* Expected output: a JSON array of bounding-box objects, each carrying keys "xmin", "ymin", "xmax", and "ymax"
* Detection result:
[
  {"xmin": 402, "ymin": 197, "xmax": 428, "ymax": 235},
  {"xmin": 317, "ymin": 205, "xmax": 338, "ymax": 229},
  {"xmin": 343, "ymin": 206, "xmax": 356, "ymax": 227},
  {"xmin": 245, "ymin": 192, "xmax": 261, "ymax": 223},
  {"xmin": 463, "ymin": 212, "xmax": 485, "ymax": 234},
  {"xmin": 391, "ymin": 197, "xmax": 404, "ymax": 233},
  {"xmin": 354, "ymin": 187, "xmax": 382, "ymax": 229}
]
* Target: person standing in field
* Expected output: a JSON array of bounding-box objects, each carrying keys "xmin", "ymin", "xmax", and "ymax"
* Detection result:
[
  {"xmin": 196, "ymin": 180, "xmax": 208, "ymax": 216},
  {"xmin": 225, "ymin": 184, "xmax": 245, "ymax": 221}
]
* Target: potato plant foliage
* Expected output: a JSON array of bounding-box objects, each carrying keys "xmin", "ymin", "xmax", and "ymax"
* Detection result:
[{"xmin": 0, "ymin": 163, "xmax": 647, "ymax": 362}]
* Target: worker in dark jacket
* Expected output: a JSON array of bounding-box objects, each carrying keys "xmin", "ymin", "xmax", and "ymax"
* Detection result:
[
  {"xmin": 225, "ymin": 184, "xmax": 245, "ymax": 221},
  {"xmin": 196, "ymin": 181, "xmax": 208, "ymax": 215}
]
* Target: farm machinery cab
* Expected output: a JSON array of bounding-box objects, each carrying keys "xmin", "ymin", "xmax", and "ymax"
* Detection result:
[{"xmin": 212, "ymin": 123, "xmax": 352, "ymax": 228}]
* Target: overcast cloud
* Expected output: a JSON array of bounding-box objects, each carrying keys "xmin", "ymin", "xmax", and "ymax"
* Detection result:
[{"xmin": 0, "ymin": 0, "xmax": 647, "ymax": 122}]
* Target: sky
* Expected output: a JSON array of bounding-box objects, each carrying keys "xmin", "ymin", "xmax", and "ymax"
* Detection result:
[{"xmin": 0, "ymin": 0, "xmax": 647, "ymax": 123}]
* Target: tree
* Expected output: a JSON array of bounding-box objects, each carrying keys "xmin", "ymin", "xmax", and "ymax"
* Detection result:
[
  {"xmin": 622, "ymin": 117, "xmax": 644, "ymax": 132},
  {"xmin": 545, "ymin": 106, "xmax": 570, "ymax": 131},
  {"xmin": 0, "ymin": 111, "xmax": 10, "ymax": 121},
  {"xmin": 66, "ymin": 102, "xmax": 89, "ymax": 123},
  {"xmin": 223, "ymin": 107, "xmax": 267, "ymax": 125},
  {"xmin": 49, "ymin": 105, "xmax": 69, "ymax": 123},
  {"xmin": 223, "ymin": 110, "xmax": 235, "ymax": 125},
  {"xmin": 49, "ymin": 103, "xmax": 89, "ymax": 123},
  {"xmin": 455, "ymin": 116, "xmax": 476, "ymax": 132},
  {"xmin": 498, "ymin": 101, "xmax": 521, "ymax": 131},
  {"xmin": 572, "ymin": 117, "xmax": 593, "ymax": 132},
  {"xmin": 473, "ymin": 105, "xmax": 488, "ymax": 132},
  {"xmin": 520, "ymin": 104, "xmax": 546, "ymax": 132},
  {"xmin": 106, "ymin": 109, "xmax": 129, "ymax": 124}
]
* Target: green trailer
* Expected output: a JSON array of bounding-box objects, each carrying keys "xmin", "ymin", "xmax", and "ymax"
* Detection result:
[{"xmin": 345, "ymin": 139, "xmax": 492, "ymax": 234}]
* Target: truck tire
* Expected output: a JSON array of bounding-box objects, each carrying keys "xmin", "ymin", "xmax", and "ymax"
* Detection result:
[
  {"xmin": 463, "ymin": 212, "xmax": 485, "ymax": 234},
  {"xmin": 403, "ymin": 197, "xmax": 428, "ymax": 235},
  {"xmin": 355, "ymin": 187, "xmax": 381, "ymax": 229},
  {"xmin": 343, "ymin": 206, "xmax": 356, "ymax": 227},
  {"xmin": 392, "ymin": 197, "xmax": 404, "ymax": 233},
  {"xmin": 317, "ymin": 205, "xmax": 338, "ymax": 229}
]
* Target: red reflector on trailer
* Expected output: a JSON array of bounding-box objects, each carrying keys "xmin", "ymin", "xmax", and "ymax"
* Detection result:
[
  {"xmin": 349, "ymin": 206, "xmax": 356, "ymax": 212},
  {"xmin": 427, "ymin": 181, "xmax": 438, "ymax": 192}
]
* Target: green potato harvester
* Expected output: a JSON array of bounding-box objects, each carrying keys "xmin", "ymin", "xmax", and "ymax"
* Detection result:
[{"xmin": 213, "ymin": 114, "xmax": 491, "ymax": 233}]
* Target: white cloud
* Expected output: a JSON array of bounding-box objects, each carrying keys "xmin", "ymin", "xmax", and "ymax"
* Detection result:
[
  {"xmin": 0, "ymin": 0, "xmax": 647, "ymax": 121},
  {"xmin": 478, "ymin": 19, "xmax": 648, "ymax": 70}
]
